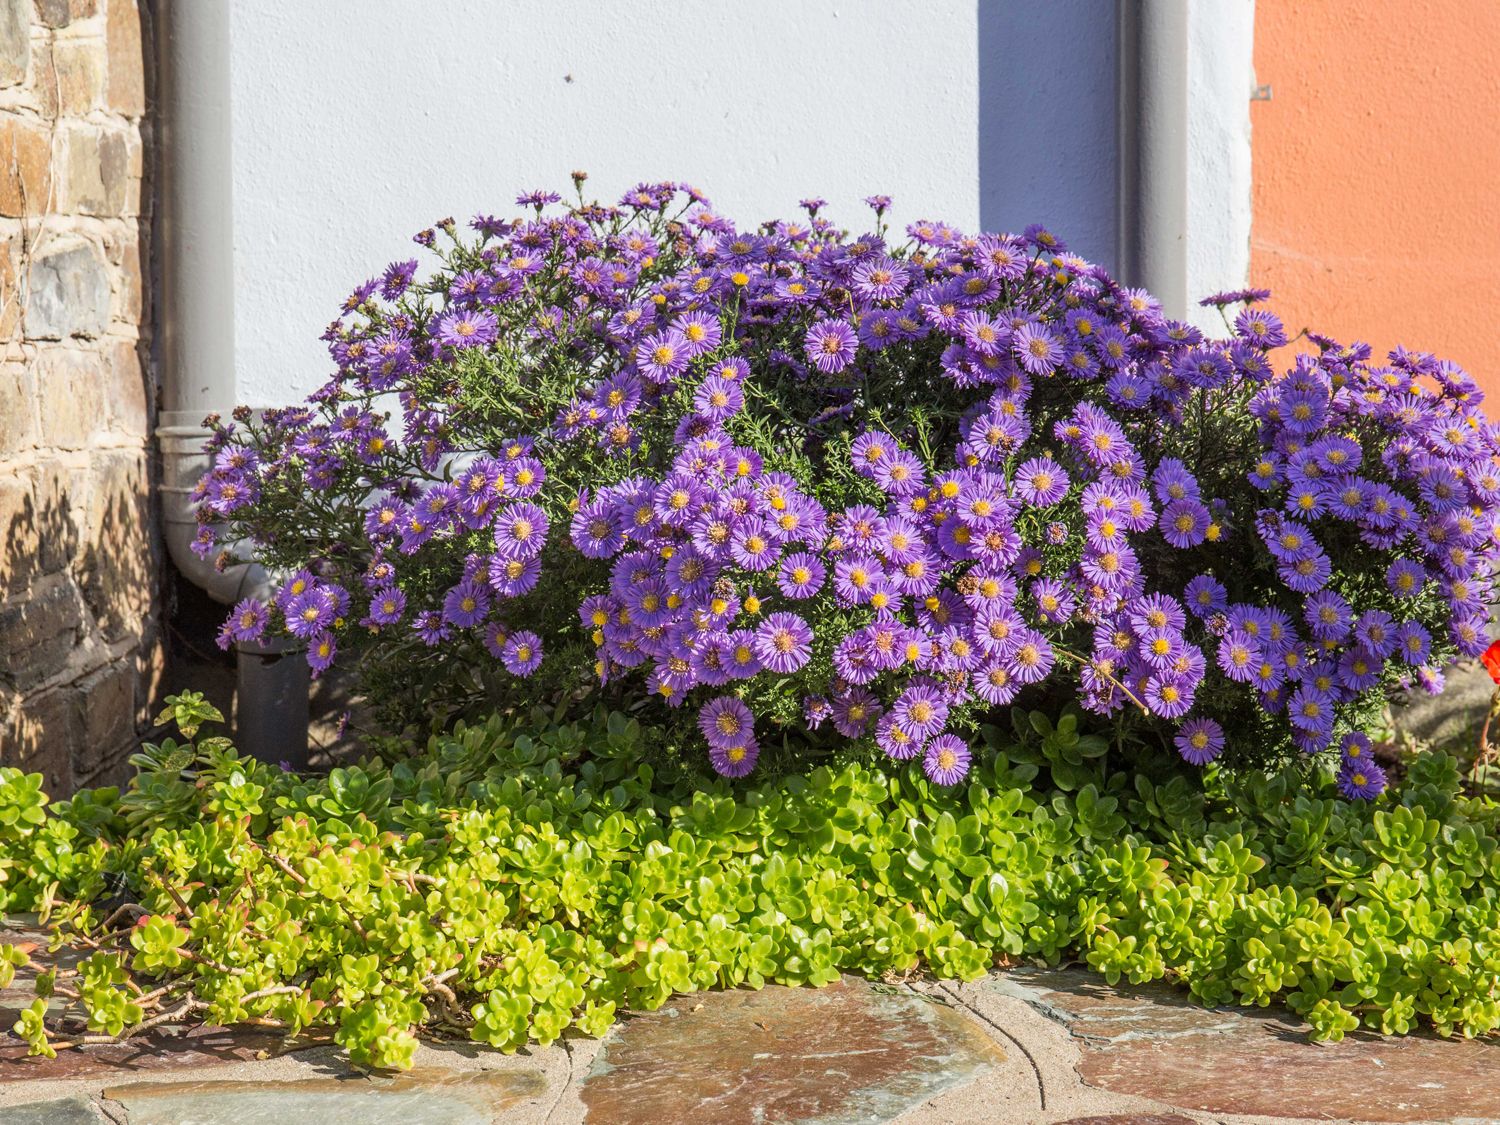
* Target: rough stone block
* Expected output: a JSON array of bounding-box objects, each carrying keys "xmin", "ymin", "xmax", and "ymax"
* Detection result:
[
  {"xmin": 111, "ymin": 228, "xmax": 144, "ymax": 324},
  {"xmin": 52, "ymin": 36, "xmax": 104, "ymax": 114},
  {"xmin": 33, "ymin": 345, "xmax": 106, "ymax": 447},
  {"xmin": 25, "ymin": 241, "xmax": 110, "ymax": 339},
  {"xmin": 0, "ymin": 360, "xmax": 38, "ymax": 455},
  {"xmin": 2, "ymin": 686, "xmax": 78, "ymax": 794},
  {"xmin": 0, "ymin": 578, "xmax": 85, "ymax": 690},
  {"xmin": 0, "ymin": 233, "xmax": 19, "ymax": 337},
  {"xmin": 0, "ymin": 0, "xmax": 28, "ymax": 88},
  {"xmin": 104, "ymin": 0, "xmax": 143, "ymax": 116},
  {"xmin": 0, "ymin": 115, "xmax": 52, "ymax": 218},
  {"xmin": 31, "ymin": 458, "xmax": 80, "ymax": 574},
  {"xmin": 74, "ymin": 657, "xmax": 135, "ymax": 761},
  {"xmin": 61, "ymin": 123, "xmax": 128, "ymax": 215},
  {"xmin": 32, "ymin": 0, "xmax": 71, "ymax": 28},
  {"xmin": 107, "ymin": 335, "xmax": 147, "ymax": 434},
  {"xmin": 0, "ymin": 467, "xmax": 38, "ymax": 593},
  {"xmin": 78, "ymin": 448, "xmax": 152, "ymax": 642}
]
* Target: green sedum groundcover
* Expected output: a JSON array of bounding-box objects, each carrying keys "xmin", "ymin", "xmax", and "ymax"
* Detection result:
[{"xmin": 1, "ymin": 694, "xmax": 1497, "ymax": 1069}]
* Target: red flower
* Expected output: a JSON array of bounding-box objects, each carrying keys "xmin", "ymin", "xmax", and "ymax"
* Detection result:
[{"xmin": 1482, "ymin": 640, "xmax": 1500, "ymax": 684}]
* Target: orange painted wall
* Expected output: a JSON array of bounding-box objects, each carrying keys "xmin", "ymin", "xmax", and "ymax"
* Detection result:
[{"xmin": 1251, "ymin": 2, "xmax": 1500, "ymax": 398}]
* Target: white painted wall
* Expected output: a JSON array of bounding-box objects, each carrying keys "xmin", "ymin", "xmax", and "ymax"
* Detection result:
[
  {"xmin": 1186, "ymin": 0, "xmax": 1256, "ymax": 332},
  {"xmin": 219, "ymin": 1, "xmax": 1252, "ymax": 407}
]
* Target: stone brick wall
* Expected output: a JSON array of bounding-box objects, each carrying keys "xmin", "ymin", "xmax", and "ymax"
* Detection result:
[{"xmin": 0, "ymin": 0, "xmax": 157, "ymax": 793}]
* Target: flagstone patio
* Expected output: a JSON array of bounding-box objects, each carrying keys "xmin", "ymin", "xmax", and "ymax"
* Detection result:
[{"xmin": 3, "ymin": 930, "xmax": 1497, "ymax": 1125}]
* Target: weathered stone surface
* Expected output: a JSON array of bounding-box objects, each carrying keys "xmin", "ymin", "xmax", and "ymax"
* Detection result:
[
  {"xmin": 78, "ymin": 449, "xmax": 151, "ymax": 642},
  {"xmin": 103, "ymin": 0, "xmax": 143, "ymax": 115},
  {"xmin": 0, "ymin": 115, "xmax": 52, "ymax": 217},
  {"xmin": 32, "ymin": 458, "xmax": 80, "ymax": 574},
  {"xmin": 1055, "ymin": 1117, "xmax": 1198, "ymax": 1125},
  {"xmin": 32, "ymin": 0, "xmax": 71, "ymax": 27},
  {"xmin": 0, "ymin": 1096, "xmax": 100, "ymax": 1124},
  {"xmin": 106, "ymin": 335, "xmax": 145, "ymax": 431},
  {"xmin": 0, "ymin": 361, "xmax": 38, "ymax": 456},
  {"xmin": 61, "ymin": 125, "xmax": 128, "ymax": 216},
  {"xmin": 0, "ymin": 918, "xmax": 86, "ymax": 1021},
  {"xmin": 2, "ymin": 686, "xmax": 78, "ymax": 791},
  {"xmin": 110, "ymin": 231, "xmax": 145, "ymax": 326},
  {"xmin": 0, "ymin": 1023, "xmax": 291, "ymax": 1082},
  {"xmin": 34, "ymin": 346, "xmax": 106, "ymax": 447},
  {"xmin": 26, "ymin": 243, "xmax": 111, "ymax": 339},
  {"xmin": 0, "ymin": 0, "xmax": 29, "ymax": 87},
  {"xmin": 581, "ymin": 978, "xmax": 1004, "ymax": 1124},
  {"xmin": 0, "ymin": 578, "xmax": 84, "ymax": 689},
  {"xmin": 993, "ymin": 967, "xmax": 1500, "ymax": 1123},
  {"xmin": 103, "ymin": 1068, "xmax": 549, "ymax": 1125},
  {"xmin": 52, "ymin": 37, "xmax": 104, "ymax": 114}
]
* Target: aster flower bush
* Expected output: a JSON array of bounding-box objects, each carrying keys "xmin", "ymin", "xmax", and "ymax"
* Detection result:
[{"xmin": 195, "ymin": 178, "xmax": 1498, "ymax": 794}]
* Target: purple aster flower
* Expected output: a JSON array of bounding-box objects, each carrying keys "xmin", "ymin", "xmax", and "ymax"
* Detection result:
[
  {"xmin": 1013, "ymin": 322, "xmax": 1062, "ymax": 375},
  {"xmin": 852, "ymin": 256, "xmax": 909, "ymax": 302},
  {"xmin": 804, "ymin": 695, "xmax": 833, "ymax": 729},
  {"xmin": 285, "ymin": 588, "xmax": 337, "ymax": 640},
  {"xmin": 380, "ymin": 258, "xmax": 418, "ymax": 300},
  {"xmin": 672, "ymin": 310, "xmax": 723, "ymax": 357},
  {"xmin": 1032, "ymin": 578, "xmax": 1076, "ymax": 624},
  {"xmin": 493, "ymin": 502, "xmax": 549, "ymax": 559},
  {"xmin": 1338, "ymin": 760, "xmax": 1387, "ymax": 800},
  {"xmin": 694, "ymin": 375, "xmax": 743, "ymax": 421},
  {"xmin": 1003, "ymin": 628, "xmax": 1054, "ymax": 685},
  {"xmin": 922, "ymin": 734, "xmax": 972, "ymax": 786},
  {"xmin": 777, "ymin": 552, "xmax": 826, "ymax": 599},
  {"xmin": 1175, "ymin": 717, "xmax": 1225, "ymax": 764},
  {"xmin": 490, "ymin": 554, "xmax": 542, "ymax": 597},
  {"xmin": 1395, "ymin": 620, "xmax": 1431, "ymax": 666},
  {"xmin": 698, "ymin": 695, "xmax": 755, "ymax": 750},
  {"xmin": 755, "ymin": 612, "xmax": 812, "ymax": 674},
  {"xmin": 710, "ymin": 735, "xmax": 759, "ymax": 778},
  {"xmin": 1385, "ymin": 558, "xmax": 1426, "ymax": 598},
  {"xmin": 973, "ymin": 656, "xmax": 1021, "ymax": 704},
  {"xmin": 804, "ymin": 319, "xmax": 858, "ymax": 374},
  {"xmin": 875, "ymin": 712, "xmax": 921, "ymax": 760},
  {"xmin": 635, "ymin": 329, "xmax": 692, "ymax": 385},
  {"xmin": 1234, "ymin": 308, "xmax": 1288, "ymax": 349},
  {"xmin": 501, "ymin": 630, "xmax": 543, "ymax": 676},
  {"xmin": 368, "ymin": 586, "xmax": 406, "ymax": 626},
  {"xmin": 442, "ymin": 579, "xmax": 490, "ymax": 629},
  {"xmin": 1183, "ymin": 575, "xmax": 1228, "ymax": 618},
  {"xmin": 730, "ymin": 521, "xmax": 780, "ymax": 571},
  {"xmin": 1013, "ymin": 456, "xmax": 1070, "ymax": 507},
  {"xmin": 833, "ymin": 688, "xmax": 882, "ymax": 739},
  {"xmin": 1303, "ymin": 590, "xmax": 1352, "ymax": 641},
  {"xmin": 1159, "ymin": 498, "xmax": 1210, "ymax": 548},
  {"xmin": 960, "ymin": 310, "xmax": 1007, "ymax": 356},
  {"xmin": 435, "ymin": 308, "xmax": 499, "ymax": 350},
  {"xmin": 1217, "ymin": 630, "xmax": 1261, "ymax": 682},
  {"xmin": 225, "ymin": 598, "xmax": 269, "ymax": 644},
  {"xmin": 307, "ymin": 631, "xmax": 337, "ymax": 674},
  {"xmin": 891, "ymin": 684, "xmax": 949, "ymax": 741},
  {"xmin": 1353, "ymin": 609, "xmax": 1398, "ymax": 658},
  {"xmin": 873, "ymin": 449, "xmax": 926, "ymax": 497}
]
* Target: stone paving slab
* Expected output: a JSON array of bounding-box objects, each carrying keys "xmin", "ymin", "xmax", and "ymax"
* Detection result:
[
  {"xmin": 578, "ymin": 976, "xmax": 1007, "ymax": 1124},
  {"xmin": 102, "ymin": 1067, "xmax": 550, "ymax": 1125},
  {"xmin": 1, "ymin": 964, "xmax": 1498, "ymax": 1123},
  {"xmin": 984, "ymin": 966, "xmax": 1500, "ymax": 1123}
]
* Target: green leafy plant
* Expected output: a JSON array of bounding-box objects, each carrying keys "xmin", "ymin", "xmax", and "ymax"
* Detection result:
[{"xmin": 1, "ymin": 696, "xmax": 1497, "ymax": 1069}]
